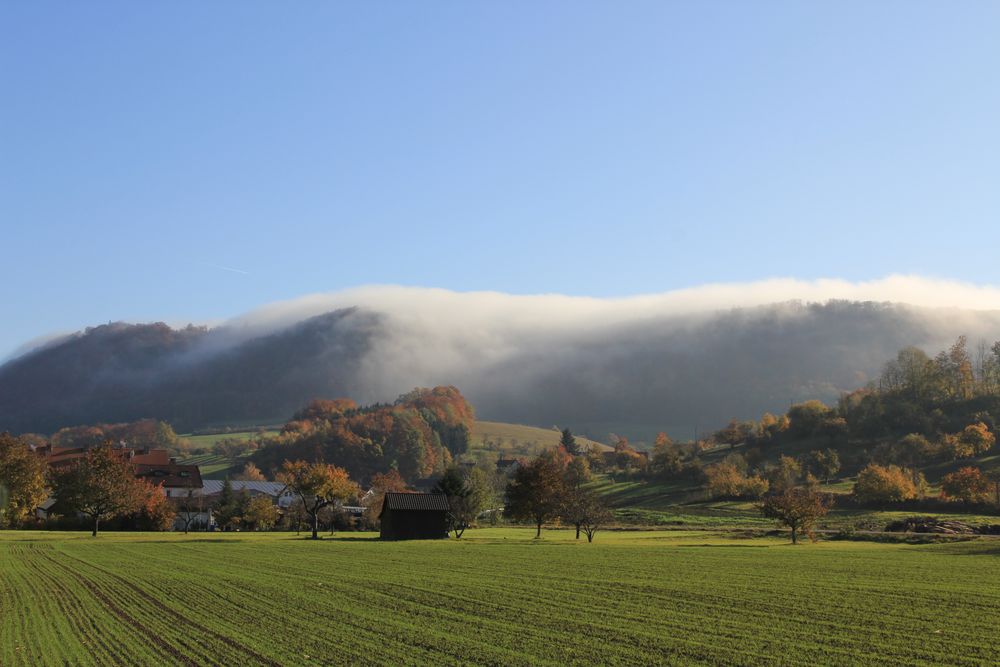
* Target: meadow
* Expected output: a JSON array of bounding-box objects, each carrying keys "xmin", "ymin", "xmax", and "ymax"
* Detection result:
[{"xmin": 2, "ymin": 529, "xmax": 999, "ymax": 665}]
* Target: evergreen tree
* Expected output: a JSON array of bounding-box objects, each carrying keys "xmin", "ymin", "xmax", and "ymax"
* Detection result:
[{"xmin": 559, "ymin": 428, "xmax": 581, "ymax": 456}]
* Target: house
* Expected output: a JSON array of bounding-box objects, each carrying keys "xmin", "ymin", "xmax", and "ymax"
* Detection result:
[
  {"xmin": 134, "ymin": 463, "xmax": 203, "ymax": 498},
  {"xmin": 379, "ymin": 492, "xmax": 450, "ymax": 540},
  {"xmin": 199, "ymin": 480, "xmax": 297, "ymax": 508}
]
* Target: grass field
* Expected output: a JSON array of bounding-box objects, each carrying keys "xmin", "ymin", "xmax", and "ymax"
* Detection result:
[
  {"xmin": 3, "ymin": 529, "xmax": 999, "ymax": 665},
  {"xmin": 179, "ymin": 453, "xmax": 249, "ymax": 479},
  {"xmin": 471, "ymin": 421, "xmax": 610, "ymax": 456}
]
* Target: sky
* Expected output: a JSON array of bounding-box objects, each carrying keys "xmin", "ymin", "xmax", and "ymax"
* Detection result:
[{"xmin": 2, "ymin": 2, "xmax": 1000, "ymax": 358}]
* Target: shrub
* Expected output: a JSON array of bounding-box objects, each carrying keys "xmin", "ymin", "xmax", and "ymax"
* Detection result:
[
  {"xmin": 940, "ymin": 467, "xmax": 991, "ymax": 504},
  {"xmin": 853, "ymin": 464, "xmax": 918, "ymax": 504}
]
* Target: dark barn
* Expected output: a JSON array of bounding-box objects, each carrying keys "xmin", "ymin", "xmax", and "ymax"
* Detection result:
[{"xmin": 379, "ymin": 492, "xmax": 450, "ymax": 540}]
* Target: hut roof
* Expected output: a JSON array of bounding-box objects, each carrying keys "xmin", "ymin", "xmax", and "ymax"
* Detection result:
[{"xmin": 381, "ymin": 492, "xmax": 449, "ymax": 513}]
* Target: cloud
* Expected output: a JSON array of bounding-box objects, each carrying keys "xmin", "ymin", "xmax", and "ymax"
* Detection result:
[{"xmin": 222, "ymin": 274, "xmax": 1000, "ymax": 337}]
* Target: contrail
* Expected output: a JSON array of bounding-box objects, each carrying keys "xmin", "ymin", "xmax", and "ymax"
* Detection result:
[{"xmin": 199, "ymin": 262, "xmax": 249, "ymax": 275}]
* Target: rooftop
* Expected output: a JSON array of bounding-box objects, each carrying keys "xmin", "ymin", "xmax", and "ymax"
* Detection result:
[{"xmin": 382, "ymin": 492, "xmax": 450, "ymax": 512}]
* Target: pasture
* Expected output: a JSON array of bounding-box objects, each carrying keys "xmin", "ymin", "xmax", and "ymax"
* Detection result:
[{"xmin": 2, "ymin": 529, "xmax": 999, "ymax": 665}]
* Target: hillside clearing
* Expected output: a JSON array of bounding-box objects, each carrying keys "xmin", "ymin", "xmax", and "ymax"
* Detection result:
[{"xmin": 2, "ymin": 530, "xmax": 999, "ymax": 665}]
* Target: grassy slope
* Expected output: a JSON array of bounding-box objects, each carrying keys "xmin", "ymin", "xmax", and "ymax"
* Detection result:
[
  {"xmin": 3, "ymin": 529, "xmax": 1000, "ymax": 665},
  {"xmin": 179, "ymin": 422, "xmax": 610, "ymax": 479},
  {"xmin": 472, "ymin": 421, "xmax": 610, "ymax": 455}
]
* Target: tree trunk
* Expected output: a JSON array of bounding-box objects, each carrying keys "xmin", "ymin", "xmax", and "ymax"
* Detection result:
[
  {"xmin": 311, "ymin": 513, "xmax": 319, "ymax": 540},
  {"xmin": 575, "ymin": 523, "xmax": 581, "ymax": 539},
  {"xmin": 790, "ymin": 525, "xmax": 798, "ymax": 545},
  {"xmin": 92, "ymin": 517, "xmax": 99, "ymax": 537},
  {"xmin": 535, "ymin": 520, "xmax": 542, "ymax": 538},
  {"xmin": 587, "ymin": 531, "xmax": 594, "ymax": 543}
]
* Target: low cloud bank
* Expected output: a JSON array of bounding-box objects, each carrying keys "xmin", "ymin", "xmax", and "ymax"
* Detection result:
[{"xmin": 5, "ymin": 275, "xmax": 1000, "ymax": 438}]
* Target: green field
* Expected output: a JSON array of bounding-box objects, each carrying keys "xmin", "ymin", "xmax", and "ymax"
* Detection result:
[
  {"xmin": 2, "ymin": 529, "xmax": 999, "ymax": 665},
  {"xmin": 472, "ymin": 421, "xmax": 610, "ymax": 455}
]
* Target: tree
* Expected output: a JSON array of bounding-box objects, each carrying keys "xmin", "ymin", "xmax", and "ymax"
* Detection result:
[
  {"xmin": 759, "ymin": 488, "xmax": 831, "ymax": 544},
  {"xmin": 277, "ymin": 461, "xmax": 358, "ymax": 539},
  {"xmin": 940, "ymin": 433, "xmax": 975, "ymax": 461},
  {"xmin": 805, "ymin": 449, "xmax": 841, "ymax": 484},
  {"xmin": 852, "ymin": 464, "xmax": 918, "ymax": 504},
  {"xmin": 987, "ymin": 470, "xmax": 1000, "ymax": 506},
  {"xmin": 244, "ymin": 495, "xmax": 279, "ymax": 531},
  {"xmin": 213, "ymin": 479, "xmax": 245, "ymax": 530},
  {"xmin": 433, "ymin": 467, "xmax": 478, "ymax": 538},
  {"xmin": 0, "ymin": 433, "xmax": 47, "ymax": 527},
  {"xmin": 940, "ymin": 467, "xmax": 991, "ymax": 504},
  {"xmin": 176, "ymin": 489, "xmax": 205, "ymax": 533},
  {"xmin": 567, "ymin": 489, "xmax": 612, "ymax": 542},
  {"xmin": 505, "ymin": 454, "xmax": 568, "ymax": 538},
  {"xmin": 767, "ymin": 455, "xmax": 802, "ymax": 493},
  {"xmin": 559, "ymin": 428, "xmax": 581, "ymax": 456},
  {"xmin": 959, "ymin": 423, "xmax": 995, "ymax": 456},
  {"xmin": 715, "ymin": 419, "xmax": 745, "ymax": 449},
  {"xmin": 362, "ymin": 469, "xmax": 409, "ymax": 528},
  {"xmin": 466, "ymin": 464, "xmax": 504, "ymax": 525},
  {"xmin": 134, "ymin": 486, "xmax": 176, "ymax": 531},
  {"xmin": 49, "ymin": 447, "xmax": 149, "ymax": 536},
  {"xmin": 704, "ymin": 463, "xmax": 747, "ymax": 499},
  {"xmin": 234, "ymin": 462, "xmax": 266, "ymax": 481},
  {"xmin": 786, "ymin": 401, "xmax": 833, "ymax": 438}
]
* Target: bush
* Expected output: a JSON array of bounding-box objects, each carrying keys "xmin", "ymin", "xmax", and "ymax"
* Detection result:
[{"xmin": 853, "ymin": 464, "xmax": 918, "ymax": 504}]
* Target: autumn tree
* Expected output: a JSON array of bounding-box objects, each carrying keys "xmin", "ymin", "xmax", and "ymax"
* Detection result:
[
  {"xmin": 49, "ymin": 447, "xmax": 149, "ymax": 536},
  {"xmin": 759, "ymin": 488, "xmax": 831, "ymax": 544},
  {"xmin": 245, "ymin": 495, "xmax": 279, "ymax": 531},
  {"xmin": 704, "ymin": 463, "xmax": 747, "ymax": 499},
  {"xmin": 987, "ymin": 470, "xmax": 1000, "ymax": 506},
  {"xmin": 767, "ymin": 455, "xmax": 802, "ymax": 493},
  {"xmin": 650, "ymin": 432, "xmax": 685, "ymax": 478},
  {"xmin": 852, "ymin": 464, "xmax": 918, "ymax": 504},
  {"xmin": 505, "ymin": 453, "xmax": 568, "ymax": 538},
  {"xmin": 804, "ymin": 449, "xmax": 841, "ymax": 484},
  {"xmin": 959, "ymin": 422, "xmax": 995, "ymax": 456},
  {"xmin": 940, "ymin": 467, "xmax": 991, "ymax": 504},
  {"xmin": 133, "ymin": 487, "xmax": 176, "ymax": 531},
  {"xmin": 234, "ymin": 462, "xmax": 266, "ymax": 481},
  {"xmin": 277, "ymin": 461, "xmax": 359, "ymax": 539},
  {"xmin": 0, "ymin": 433, "xmax": 47, "ymax": 527},
  {"xmin": 715, "ymin": 419, "xmax": 751, "ymax": 449},
  {"xmin": 362, "ymin": 469, "xmax": 409, "ymax": 527}
]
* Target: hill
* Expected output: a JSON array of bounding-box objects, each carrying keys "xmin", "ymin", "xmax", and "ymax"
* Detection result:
[
  {"xmin": 5, "ymin": 294, "xmax": 1000, "ymax": 438},
  {"xmin": 471, "ymin": 421, "xmax": 610, "ymax": 456}
]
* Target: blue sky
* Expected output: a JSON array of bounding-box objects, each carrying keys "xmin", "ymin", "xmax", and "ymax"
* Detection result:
[{"xmin": 2, "ymin": 2, "xmax": 1000, "ymax": 357}]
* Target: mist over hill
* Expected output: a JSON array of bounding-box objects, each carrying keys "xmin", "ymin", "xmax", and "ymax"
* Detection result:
[{"xmin": 5, "ymin": 283, "xmax": 1000, "ymax": 439}]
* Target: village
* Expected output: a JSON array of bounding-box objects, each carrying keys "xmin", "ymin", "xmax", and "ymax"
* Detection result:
[{"xmin": 27, "ymin": 441, "xmax": 523, "ymax": 539}]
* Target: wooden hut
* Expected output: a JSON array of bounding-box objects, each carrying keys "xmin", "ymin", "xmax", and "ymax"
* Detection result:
[{"xmin": 379, "ymin": 492, "xmax": 450, "ymax": 540}]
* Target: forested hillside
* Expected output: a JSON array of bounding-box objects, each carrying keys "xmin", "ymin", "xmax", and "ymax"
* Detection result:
[{"xmin": 251, "ymin": 386, "xmax": 475, "ymax": 483}]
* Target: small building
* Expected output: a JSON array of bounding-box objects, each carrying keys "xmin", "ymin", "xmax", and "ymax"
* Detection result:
[
  {"xmin": 134, "ymin": 463, "xmax": 203, "ymax": 498},
  {"xmin": 379, "ymin": 492, "xmax": 450, "ymax": 540},
  {"xmin": 199, "ymin": 480, "xmax": 297, "ymax": 508}
]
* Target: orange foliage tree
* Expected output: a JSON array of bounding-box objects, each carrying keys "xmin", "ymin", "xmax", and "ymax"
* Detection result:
[
  {"xmin": 277, "ymin": 461, "xmax": 359, "ymax": 539},
  {"xmin": 940, "ymin": 467, "xmax": 991, "ymax": 504}
]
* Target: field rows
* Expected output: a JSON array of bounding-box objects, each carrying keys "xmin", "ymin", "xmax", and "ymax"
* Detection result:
[{"xmin": 2, "ymin": 530, "xmax": 1000, "ymax": 665}]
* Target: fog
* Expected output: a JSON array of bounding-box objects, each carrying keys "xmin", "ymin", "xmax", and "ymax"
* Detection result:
[{"xmin": 5, "ymin": 275, "xmax": 1000, "ymax": 439}]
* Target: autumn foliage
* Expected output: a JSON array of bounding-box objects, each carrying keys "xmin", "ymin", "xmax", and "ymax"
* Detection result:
[
  {"xmin": 940, "ymin": 467, "xmax": 991, "ymax": 504},
  {"xmin": 254, "ymin": 386, "xmax": 474, "ymax": 483}
]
